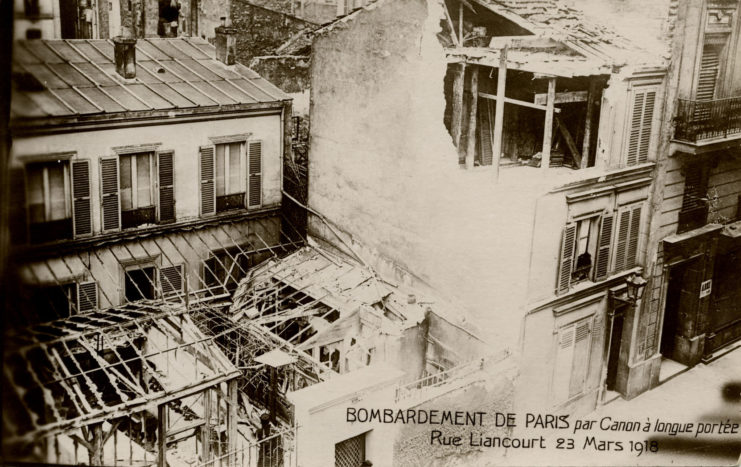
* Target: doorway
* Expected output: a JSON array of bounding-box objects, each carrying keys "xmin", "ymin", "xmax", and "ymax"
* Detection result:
[{"xmin": 605, "ymin": 301, "xmax": 628, "ymax": 392}]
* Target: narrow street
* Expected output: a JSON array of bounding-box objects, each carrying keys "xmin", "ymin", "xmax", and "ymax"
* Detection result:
[{"xmin": 505, "ymin": 346, "xmax": 741, "ymax": 466}]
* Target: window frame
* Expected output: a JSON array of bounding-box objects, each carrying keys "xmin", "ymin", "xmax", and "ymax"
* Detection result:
[
  {"xmin": 119, "ymin": 151, "xmax": 155, "ymax": 212},
  {"xmin": 24, "ymin": 159, "xmax": 74, "ymax": 243},
  {"xmin": 201, "ymin": 136, "xmax": 263, "ymax": 216}
]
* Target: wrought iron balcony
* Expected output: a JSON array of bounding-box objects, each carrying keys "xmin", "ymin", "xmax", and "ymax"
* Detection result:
[{"xmin": 674, "ymin": 96, "xmax": 741, "ymax": 143}]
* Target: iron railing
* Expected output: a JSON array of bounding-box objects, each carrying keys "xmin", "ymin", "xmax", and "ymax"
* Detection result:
[
  {"xmin": 674, "ymin": 96, "xmax": 741, "ymax": 143},
  {"xmin": 395, "ymin": 358, "xmax": 484, "ymax": 403}
]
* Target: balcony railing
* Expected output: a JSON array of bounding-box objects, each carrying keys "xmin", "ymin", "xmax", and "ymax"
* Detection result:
[{"xmin": 674, "ymin": 96, "xmax": 741, "ymax": 143}]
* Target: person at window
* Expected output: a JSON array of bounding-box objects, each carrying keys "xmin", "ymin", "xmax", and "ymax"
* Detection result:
[{"xmin": 573, "ymin": 252, "xmax": 592, "ymax": 281}]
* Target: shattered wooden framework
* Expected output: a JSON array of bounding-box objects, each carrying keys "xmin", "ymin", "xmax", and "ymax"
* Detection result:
[{"xmin": 3, "ymin": 302, "xmax": 239, "ymax": 444}]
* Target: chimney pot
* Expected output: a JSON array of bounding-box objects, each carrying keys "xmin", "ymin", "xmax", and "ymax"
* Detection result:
[
  {"xmin": 215, "ymin": 21, "xmax": 238, "ymax": 66},
  {"xmin": 113, "ymin": 36, "xmax": 137, "ymax": 79},
  {"xmin": 407, "ymin": 294, "xmax": 416, "ymax": 304}
]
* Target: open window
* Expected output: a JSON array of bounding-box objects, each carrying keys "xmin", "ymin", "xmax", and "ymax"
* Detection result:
[
  {"xmin": 101, "ymin": 150, "xmax": 175, "ymax": 232},
  {"xmin": 124, "ymin": 265, "xmax": 157, "ymax": 302},
  {"xmin": 26, "ymin": 160, "xmax": 74, "ymax": 244},
  {"xmin": 203, "ymin": 245, "xmax": 252, "ymax": 294},
  {"xmin": 200, "ymin": 140, "xmax": 262, "ymax": 216}
]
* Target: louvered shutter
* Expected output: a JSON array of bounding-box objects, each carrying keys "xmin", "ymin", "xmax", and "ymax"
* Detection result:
[
  {"xmin": 478, "ymin": 100, "xmax": 494, "ymax": 166},
  {"xmin": 100, "ymin": 157, "xmax": 121, "ymax": 231},
  {"xmin": 160, "ymin": 264, "xmax": 184, "ymax": 296},
  {"xmin": 72, "ymin": 160, "xmax": 92, "ymax": 236},
  {"xmin": 594, "ymin": 213, "xmax": 614, "ymax": 281},
  {"xmin": 247, "ymin": 141, "xmax": 262, "ymax": 209},
  {"xmin": 681, "ymin": 166, "xmax": 707, "ymax": 212},
  {"xmin": 200, "ymin": 146, "xmax": 215, "ymax": 216},
  {"xmin": 626, "ymin": 92, "xmax": 644, "ymax": 166},
  {"xmin": 614, "ymin": 208, "xmax": 631, "ymax": 273},
  {"xmin": 626, "ymin": 205, "xmax": 642, "ymax": 269},
  {"xmin": 158, "ymin": 151, "xmax": 175, "ymax": 222},
  {"xmin": 77, "ymin": 281, "xmax": 98, "ymax": 312},
  {"xmin": 626, "ymin": 89, "xmax": 656, "ymax": 166},
  {"xmin": 557, "ymin": 224, "xmax": 577, "ymax": 294},
  {"xmin": 568, "ymin": 319, "xmax": 591, "ymax": 398},
  {"xmin": 638, "ymin": 91, "xmax": 655, "ymax": 164},
  {"xmin": 696, "ymin": 46, "xmax": 719, "ymax": 101},
  {"xmin": 553, "ymin": 324, "xmax": 576, "ymax": 403}
]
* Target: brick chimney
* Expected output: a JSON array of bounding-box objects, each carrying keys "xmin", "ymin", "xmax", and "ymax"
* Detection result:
[
  {"xmin": 215, "ymin": 17, "xmax": 237, "ymax": 65},
  {"xmin": 113, "ymin": 31, "xmax": 137, "ymax": 79}
]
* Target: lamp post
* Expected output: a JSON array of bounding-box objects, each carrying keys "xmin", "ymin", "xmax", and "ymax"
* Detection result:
[{"xmin": 598, "ymin": 271, "xmax": 649, "ymax": 405}]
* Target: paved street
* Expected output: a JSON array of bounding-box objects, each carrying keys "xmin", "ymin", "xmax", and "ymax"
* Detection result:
[{"xmin": 502, "ymin": 346, "xmax": 741, "ymax": 466}]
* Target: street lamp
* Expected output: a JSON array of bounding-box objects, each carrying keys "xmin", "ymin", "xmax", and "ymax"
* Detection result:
[{"xmin": 625, "ymin": 272, "xmax": 648, "ymax": 304}]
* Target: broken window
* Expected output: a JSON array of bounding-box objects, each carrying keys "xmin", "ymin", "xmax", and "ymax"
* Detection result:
[
  {"xmin": 125, "ymin": 265, "xmax": 156, "ymax": 301},
  {"xmin": 204, "ymin": 245, "xmax": 252, "ymax": 294},
  {"xmin": 26, "ymin": 160, "xmax": 73, "ymax": 243},
  {"xmin": 319, "ymin": 340, "xmax": 342, "ymax": 372}
]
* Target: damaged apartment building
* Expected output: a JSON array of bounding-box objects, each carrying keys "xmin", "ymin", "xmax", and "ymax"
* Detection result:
[
  {"xmin": 3, "ymin": 17, "xmax": 509, "ymax": 467},
  {"xmin": 305, "ymin": 0, "xmax": 672, "ymax": 420},
  {"xmin": 2, "ymin": 29, "xmax": 313, "ymax": 464}
]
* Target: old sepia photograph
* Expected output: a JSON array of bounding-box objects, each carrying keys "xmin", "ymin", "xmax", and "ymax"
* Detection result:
[{"xmin": 1, "ymin": 0, "xmax": 740, "ymax": 465}]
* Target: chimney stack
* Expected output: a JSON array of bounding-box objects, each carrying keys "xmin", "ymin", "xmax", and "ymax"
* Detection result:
[
  {"xmin": 215, "ymin": 17, "xmax": 237, "ymax": 65},
  {"xmin": 113, "ymin": 31, "xmax": 137, "ymax": 79}
]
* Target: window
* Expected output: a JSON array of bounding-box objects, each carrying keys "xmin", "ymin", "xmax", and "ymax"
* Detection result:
[
  {"xmin": 204, "ymin": 246, "xmax": 252, "ymax": 294},
  {"xmin": 625, "ymin": 87, "xmax": 656, "ymax": 166},
  {"xmin": 557, "ymin": 204, "xmax": 641, "ymax": 294},
  {"xmin": 552, "ymin": 315, "xmax": 601, "ymax": 404},
  {"xmin": 215, "ymin": 142, "xmax": 245, "ymax": 212},
  {"xmin": 101, "ymin": 150, "xmax": 175, "ymax": 232},
  {"xmin": 200, "ymin": 140, "xmax": 262, "ymax": 216},
  {"xmin": 319, "ymin": 340, "xmax": 342, "ymax": 372},
  {"xmin": 124, "ymin": 265, "xmax": 156, "ymax": 301},
  {"xmin": 26, "ymin": 161, "xmax": 73, "ymax": 243},
  {"xmin": 677, "ymin": 164, "xmax": 710, "ymax": 233},
  {"xmin": 120, "ymin": 152, "xmax": 155, "ymax": 228},
  {"xmin": 28, "ymin": 281, "xmax": 98, "ymax": 323}
]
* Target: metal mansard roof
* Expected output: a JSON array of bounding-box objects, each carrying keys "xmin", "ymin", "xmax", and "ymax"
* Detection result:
[{"xmin": 11, "ymin": 38, "xmax": 290, "ymax": 124}]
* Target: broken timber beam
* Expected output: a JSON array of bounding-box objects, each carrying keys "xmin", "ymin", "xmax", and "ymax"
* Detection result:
[
  {"xmin": 452, "ymin": 63, "xmax": 466, "ymax": 162},
  {"xmin": 491, "ymin": 45, "xmax": 507, "ymax": 182},
  {"xmin": 541, "ymin": 77, "xmax": 556, "ymax": 170},
  {"xmin": 581, "ymin": 79, "xmax": 599, "ymax": 169},
  {"xmin": 157, "ymin": 404, "xmax": 167, "ymax": 467},
  {"xmin": 533, "ymin": 90, "xmax": 588, "ymax": 106},
  {"xmin": 465, "ymin": 67, "xmax": 479, "ymax": 169},
  {"xmin": 555, "ymin": 115, "xmax": 582, "ymax": 168},
  {"xmin": 478, "ymin": 92, "xmax": 561, "ymax": 113}
]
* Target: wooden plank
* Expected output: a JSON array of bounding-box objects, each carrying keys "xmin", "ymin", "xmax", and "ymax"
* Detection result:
[
  {"xmin": 441, "ymin": 1, "xmax": 460, "ymax": 47},
  {"xmin": 492, "ymin": 46, "xmax": 507, "ymax": 181},
  {"xmin": 580, "ymin": 80, "xmax": 598, "ymax": 168},
  {"xmin": 489, "ymin": 36, "xmax": 561, "ymax": 50},
  {"xmin": 555, "ymin": 115, "xmax": 582, "ymax": 168},
  {"xmin": 465, "ymin": 67, "xmax": 479, "ymax": 169},
  {"xmin": 534, "ymin": 90, "xmax": 588, "ymax": 106},
  {"xmin": 478, "ymin": 92, "xmax": 562, "ymax": 113},
  {"xmin": 227, "ymin": 380, "xmax": 238, "ymax": 466},
  {"xmin": 542, "ymin": 77, "xmax": 556, "ymax": 169},
  {"xmin": 451, "ymin": 63, "xmax": 466, "ymax": 154},
  {"xmin": 157, "ymin": 404, "xmax": 167, "ymax": 467}
]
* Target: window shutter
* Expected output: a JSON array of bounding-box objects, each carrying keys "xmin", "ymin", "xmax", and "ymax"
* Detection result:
[
  {"xmin": 200, "ymin": 146, "xmax": 215, "ymax": 216},
  {"xmin": 10, "ymin": 167, "xmax": 27, "ymax": 244},
  {"xmin": 626, "ymin": 92, "xmax": 644, "ymax": 166},
  {"xmin": 553, "ymin": 324, "xmax": 576, "ymax": 403},
  {"xmin": 568, "ymin": 320, "xmax": 591, "ymax": 398},
  {"xmin": 77, "ymin": 281, "xmax": 98, "ymax": 312},
  {"xmin": 160, "ymin": 264, "xmax": 184, "ymax": 296},
  {"xmin": 626, "ymin": 205, "xmax": 642, "ymax": 269},
  {"xmin": 72, "ymin": 160, "xmax": 92, "ymax": 236},
  {"xmin": 158, "ymin": 151, "xmax": 175, "ymax": 222},
  {"xmin": 247, "ymin": 141, "xmax": 262, "ymax": 209},
  {"xmin": 100, "ymin": 157, "xmax": 121, "ymax": 231},
  {"xmin": 557, "ymin": 224, "xmax": 577, "ymax": 294},
  {"xmin": 626, "ymin": 89, "xmax": 656, "ymax": 166},
  {"xmin": 594, "ymin": 213, "xmax": 614, "ymax": 281},
  {"xmin": 478, "ymin": 100, "xmax": 494, "ymax": 166},
  {"xmin": 696, "ymin": 45, "xmax": 719, "ymax": 101},
  {"xmin": 638, "ymin": 91, "xmax": 655, "ymax": 164}
]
